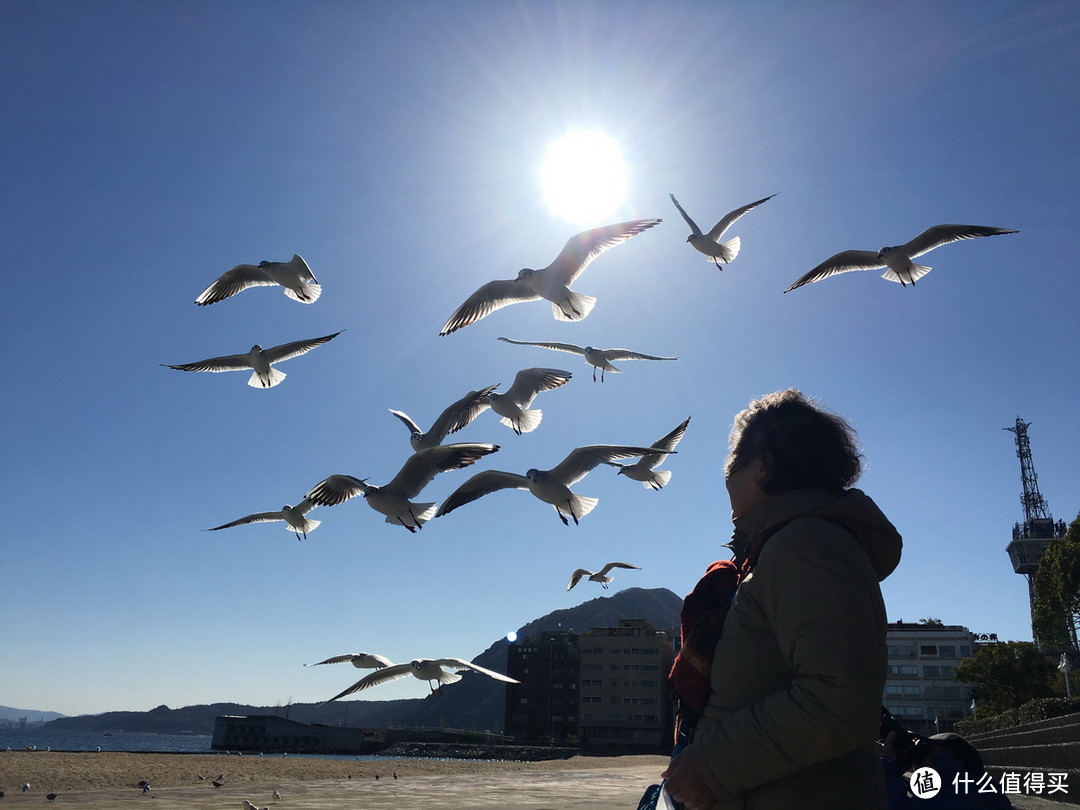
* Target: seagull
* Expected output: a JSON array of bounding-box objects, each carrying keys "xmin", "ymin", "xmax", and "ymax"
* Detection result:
[
  {"xmin": 603, "ymin": 416, "xmax": 690, "ymax": 490},
  {"xmin": 497, "ymin": 337, "xmax": 676, "ymax": 382},
  {"xmin": 195, "ymin": 254, "xmax": 320, "ymax": 305},
  {"xmin": 567, "ymin": 562, "xmax": 641, "ymax": 590},
  {"xmin": 439, "ymin": 219, "xmax": 661, "ymax": 335},
  {"xmin": 322, "ymin": 657, "xmax": 519, "ymax": 703},
  {"xmin": 784, "ymin": 224, "xmax": 1019, "ymax": 292},
  {"xmin": 486, "ymin": 368, "xmax": 572, "ymax": 435},
  {"xmin": 243, "ymin": 801, "xmax": 259, "ymax": 810},
  {"xmin": 435, "ymin": 444, "xmax": 666, "ymax": 525},
  {"xmin": 389, "ymin": 385, "xmax": 498, "ymax": 451},
  {"xmin": 304, "ymin": 652, "xmax": 393, "ymax": 669},
  {"xmin": 207, "ymin": 498, "xmax": 320, "ymax": 541},
  {"xmin": 305, "ymin": 443, "xmax": 499, "ymax": 532},
  {"xmin": 669, "ymin": 193, "xmax": 776, "ymax": 269},
  {"xmin": 162, "ymin": 331, "xmax": 342, "ymax": 389}
]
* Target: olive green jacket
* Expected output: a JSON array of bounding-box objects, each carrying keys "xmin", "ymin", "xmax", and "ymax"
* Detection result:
[{"xmin": 684, "ymin": 488, "xmax": 902, "ymax": 810}]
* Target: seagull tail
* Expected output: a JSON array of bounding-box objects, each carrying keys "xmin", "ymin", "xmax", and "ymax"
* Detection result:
[
  {"xmin": 559, "ymin": 494, "xmax": 599, "ymax": 522},
  {"xmin": 283, "ymin": 280, "xmax": 322, "ymax": 304},
  {"xmin": 385, "ymin": 503, "xmax": 437, "ymax": 529},
  {"xmin": 249, "ymin": 367, "xmax": 287, "ymax": 388},
  {"xmin": 881, "ymin": 263, "xmax": 931, "ymax": 285},
  {"xmin": 551, "ymin": 291, "xmax": 596, "ymax": 322},
  {"xmin": 644, "ymin": 470, "xmax": 672, "ymax": 490},
  {"xmin": 712, "ymin": 236, "xmax": 741, "ymax": 263},
  {"xmin": 500, "ymin": 409, "xmax": 542, "ymax": 434},
  {"xmin": 292, "ymin": 517, "xmax": 321, "ymax": 534}
]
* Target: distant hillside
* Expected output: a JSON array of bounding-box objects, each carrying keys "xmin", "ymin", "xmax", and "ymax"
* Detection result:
[
  {"xmin": 44, "ymin": 587, "xmax": 682, "ymax": 736},
  {"xmin": 0, "ymin": 704, "xmax": 67, "ymax": 723}
]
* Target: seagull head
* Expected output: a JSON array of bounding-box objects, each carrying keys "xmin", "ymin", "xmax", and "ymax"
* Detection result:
[
  {"xmin": 251, "ymin": 345, "xmax": 263, "ymax": 352},
  {"xmin": 259, "ymin": 260, "xmax": 271, "ymax": 267},
  {"xmin": 878, "ymin": 245, "xmax": 898, "ymax": 258},
  {"xmin": 515, "ymin": 268, "xmax": 535, "ymax": 282},
  {"xmin": 686, "ymin": 235, "xmax": 694, "ymax": 244},
  {"xmin": 355, "ymin": 479, "xmax": 375, "ymax": 496},
  {"xmin": 525, "ymin": 468, "xmax": 542, "ymax": 483}
]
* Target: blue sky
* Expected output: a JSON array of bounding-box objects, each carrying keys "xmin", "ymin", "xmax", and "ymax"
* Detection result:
[{"xmin": 3, "ymin": 1, "xmax": 1077, "ymax": 717}]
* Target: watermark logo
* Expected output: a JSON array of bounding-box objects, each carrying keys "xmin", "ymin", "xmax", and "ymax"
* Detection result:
[{"xmin": 910, "ymin": 767, "xmax": 940, "ymax": 799}]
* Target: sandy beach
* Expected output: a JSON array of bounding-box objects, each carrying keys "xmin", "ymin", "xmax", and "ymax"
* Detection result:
[{"xmin": 0, "ymin": 750, "xmax": 670, "ymax": 808}]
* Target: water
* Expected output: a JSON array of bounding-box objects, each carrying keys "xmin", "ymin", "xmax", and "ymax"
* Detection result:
[{"xmin": 0, "ymin": 728, "xmax": 212, "ymax": 754}]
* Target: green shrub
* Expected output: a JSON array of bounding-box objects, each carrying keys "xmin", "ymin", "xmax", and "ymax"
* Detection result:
[{"xmin": 955, "ymin": 696, "xmax": 1080, "ymax": 736}]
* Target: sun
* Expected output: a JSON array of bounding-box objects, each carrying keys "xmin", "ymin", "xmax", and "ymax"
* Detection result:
[{"xmin": 539, "ymin": 131, "xmax": 628, "ymax": 226}]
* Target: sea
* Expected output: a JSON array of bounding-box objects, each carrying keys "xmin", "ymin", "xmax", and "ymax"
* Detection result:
[{"xmin": 0, "ymin": 728, "xmax": 213, "ymax": 754}]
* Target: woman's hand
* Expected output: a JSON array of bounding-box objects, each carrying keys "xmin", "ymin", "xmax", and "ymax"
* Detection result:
[{"xmin": 661, "ymin": 750, "xmax": 718, "ymax": 810}]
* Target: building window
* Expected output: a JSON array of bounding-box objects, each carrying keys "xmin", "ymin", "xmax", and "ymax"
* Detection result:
[
  {"xmin": 937, "ymin": 645, "xmax": 957, "ymax": 657},
  {"xmin": 889, "ymin": 644, "xmax": 916, "ymax": 657},
  {"xmin": 920, "ymin": 645, "xmax": 938, "ymax": 656}
]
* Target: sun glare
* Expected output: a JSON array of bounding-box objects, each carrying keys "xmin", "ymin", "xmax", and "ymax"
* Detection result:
[{"xmin": 539, "ymin": 131, "xmax": 628, "ymax": 226}]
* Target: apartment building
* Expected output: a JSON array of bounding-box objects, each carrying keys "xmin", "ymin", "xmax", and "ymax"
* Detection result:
[{"xmin": 884, "ymin": 621, "xmax": 978, "ymax": 735}]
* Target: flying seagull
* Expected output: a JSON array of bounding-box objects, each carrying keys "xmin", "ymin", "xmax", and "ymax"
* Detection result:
[
  {"xmin": 486, "ymin": 367, "xmax": 572, "ymax": 435},
  {"xmin": 304, "ymin": 652, "xmax": 394, "ymax": 669},
  {"xmin": 498, "ymin": 337, "xmax": 676, "ymax": 382},
  {"xmin": 784, "ymin": 224, "xmax": 1019, "ymax": 292},
  {"xmin": 162, "ymin": 331, "xmax": 342, "ymax": 389},
  {"xmin": 322, "ymin": 657, "xmax": 519, "ymax": 703},
  {"xmin": 669, "ymin": 193, "xmax": 776, "ymax": 269},
  {"xmin": 439, "ymin": 219, "xmax": 661, "ymax": 335},
  {"xmin": 389, "ymin": 385, "xmax": 498, "ymax": 452},
  {"xmin": 207, "ymin": 498, "xmax": 320, "ymax": 541},
  {"xmin": 305, "ymin": 443, "xmax": 499, "ymax": 532},
  {"xmin": 435, "ymin": 444, "xmax": 666, "ymax": 525},
  {"xmin": 604, "ymin": 416, "xmax": 690, "ymax": 490},
  {"xmin": 195, "ymin": 254, "xmax": 321, "ymax": 305},
  {"xmin": 567, "ymin": 562, "xmax": 642, "ymax": 590}
]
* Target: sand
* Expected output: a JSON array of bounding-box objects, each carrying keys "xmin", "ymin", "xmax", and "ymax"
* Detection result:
[{"xmin": 0, "ymin": 750, "xmax": 670, "ymax": 808}]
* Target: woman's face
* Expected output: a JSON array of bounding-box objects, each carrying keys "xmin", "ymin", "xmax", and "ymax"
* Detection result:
[{"xmin": 725, "ymin": 456, "xmax": 768, "ymax": 519}]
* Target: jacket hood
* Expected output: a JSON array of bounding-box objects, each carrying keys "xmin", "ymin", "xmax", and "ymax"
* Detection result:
[{"xmin": 730, "ymin": 488, "xmax": 902, "ymax": 581}]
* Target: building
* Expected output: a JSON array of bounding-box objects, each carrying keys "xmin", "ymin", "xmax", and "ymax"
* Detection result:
[
  {"xmin": 504, "ymin": 630, "xmax": 581, "ymax": 744},
  {"xmin": 577, "ymin": 619, "xmax": 675, "ymax": 750},
  {"xmin": 884, "ymin": 622, "xmax": 978, "ymax": 735},
  {"xmin": 211, "ymin": 714, "xmax": 383, "ymax": 754}
]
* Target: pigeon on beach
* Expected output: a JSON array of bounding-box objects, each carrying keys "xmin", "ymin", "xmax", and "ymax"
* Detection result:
[
  {"xmin": 669, "ymin": 193, "xmax": 776, "ymax": 268},
  {"xmin": 436, "ymin": 444, "xmax": 667, "ymax": 525},
  {"xmin": 784, "ymin": 224, "xmax": 1019, "ymax": 291},
  {"xmin": 304, "ymin": 652, "xmax": 394, "ymax": 669},
  {"xmin": 163, "ymin": 331, "xmax": 342, "ymax": 389},
  {"xmin": 440, "ymin": 219, "xmax": 661, "ymax": 335},
  {"xmin": 485, "ymin": 368, "xmax": 573, "ymax": 434},
  {"xmin": 604, "ymin": 416, "xmax": 690, "ymax": 490},
  {"xmin": 567, "ymin": 562, "xmax": 642, "ymax": 590},
  {"xmin": 207, "ymin": 499, "xmax": 320, "ymax": 541},
  {"xmin": 322, "ymin": 657, "xmax": 519, "ymax": 703},
  {"xmin": 389, "ymin": 385, "xmax": 497, "ymax": 451},
  {"xmin": 305, "ymin": 443, "xmax": 499, "ymax": 532},
  {"xmin": 195, "ymin": 254, "xmax": 321, "ymax": 305},
  {"xmin": 498, "ymin": 337, "xmax": 676, "ymax": 382}
]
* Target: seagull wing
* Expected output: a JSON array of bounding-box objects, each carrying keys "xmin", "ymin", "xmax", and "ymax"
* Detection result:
[
  {"xmin": 262, "ymin": 331, "xmax": 343, "ymax": 364},
  {"xmin": 550, "ymin": 445, "xmax": 666, "ymax": 486},
  {"xmin": 440, "ymin": 279, "xmax": 541, "ymax": 336},
  {"xmin": 427, "ymin": 386, "xmax": 498, "ymax": 443},
  {"xmin": 567, "ymin": 568, "xmax": 593, "ymax": 590},
  {"xmin": 706, "ymin": 194, "xmax": 777, "ymax": 241},
  {"xmin": 547, "ymin": 219, "xmax": 662, "ymax": 286},
  {"xmin": 902, "ymin": 224, "xmax": 1019, "ymax": 259},
  {"xmin": 163, "ymin": 352, "xmax": 254, "ymax": 373},
  {"xmin": 598, "ymin": 561, "xmax": 642, "ymax": 576},
  {"xmin": 434, "ymin": 469, "xmax": 530, "ymax": 517},
  {"xmin": 430, "ymin": 658, "xmax": 520, "ymax": 683},
  {"xmin": 207, "ymin": 510, "xmax": 284, "ymax": 531},
  {"xmin": 598, "ymin": 348, "xmax": 677, "ymax": 362},
  {"xmin": 323, "ymin": 663, "xmax": 413, "ymax": 703},
  {"xmin": 783, "ymin": 250, "xmax": 884, "ymax": 292},
  {"xmin": 388, "ymin": 409, "xmax": 423, "ymax": 435},
  {"xmin": 498, "ymin": 337, "xmax": 586, "ymax": 356},
  {"xmin": 304, "ymin": 654, "xmax": 359, "ymax": 666},
  {"xmin": 195, "ymin": 264, "xmax": 276, "ymax": 305},
  {"xmin": 385, "ymin": 443, "xmax": 500, "ymax": 498},
  {"xmin": 306, "ymin": 474, "xmax": 367, "ymax": 506},
  {"xmin": 503, "ymin": 368, "xmax": 572, "ymax": 405},
  {"xmin": 669, "ymin": 194, "xmax": 702, "ymax": 236}
]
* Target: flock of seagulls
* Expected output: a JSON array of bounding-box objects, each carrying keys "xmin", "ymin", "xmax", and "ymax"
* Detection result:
[{"xmin": 170, "ymin": 194, "xmax": 1016, "ymax": 703}]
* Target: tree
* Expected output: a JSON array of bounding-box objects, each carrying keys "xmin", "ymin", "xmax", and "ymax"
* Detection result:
[
  {"xmin": 953, "ymin": 641, "xmax": 1058, "ymax": 716},
  {"xmin": 1032, "ymin": 513, "xmax": 1080, "ymax": 651}
]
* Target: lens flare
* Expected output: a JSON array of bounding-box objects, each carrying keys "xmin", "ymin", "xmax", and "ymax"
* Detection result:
[{"xmin": 540, "ymin": 132, "xmax": 628, "ymax": 226}]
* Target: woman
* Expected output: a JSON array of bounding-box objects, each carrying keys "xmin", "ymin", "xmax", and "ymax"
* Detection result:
[{"xmin": 663, "ymin": 389, "xmax": 903, "ymax": 809}]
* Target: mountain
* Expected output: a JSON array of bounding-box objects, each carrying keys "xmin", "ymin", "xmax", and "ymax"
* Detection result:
[
  {"xmin": 0, "ymin": 704, "xmax": 67, "ymax": 723},
  {"xmin": 43, "ymin": 587, "xmax": 682, "ymax": 735}
]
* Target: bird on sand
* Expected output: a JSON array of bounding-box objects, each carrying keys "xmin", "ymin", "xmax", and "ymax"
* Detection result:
[
  {"xmin": 498, "ymin": 337, "xmax": 675, "ymax": 382},
  {"xmin": 304, "ymin": 652, "xmax": 393, "ymax": 669},
  {"xmin": 207, "ymin": 499, "xmax": 320, "ymax": 541},
  {"xmin": 485, "ymin": 368, "xmax": 572, "ymax": 435},
  {"xmin": 195, "ymin": 254, "xmax": 321, "ymax": 306},
  {"xmin": 603, "ymin": 416, "xmax": 690, "ymax": 490},
  {"xmin": 322, "ymin": 658, "xmax": 519, "ymax": 703},
  {"xmin": 567, "ymin": 562, "xmax": 642, "ymax": 590},
  {"xmin": 784, "ymin": 224, "xmax": 1019, "ymax": 292},
  {"xmin": 389, "ymin": 385, "xmax": 498, "ymax": 452},
  {"xmin": 669, "ymin": 193, "xmax": 776, "ymax": 269},
  {"xmin": 162, "ymin": 331, "xmax": 342, "ymax": 389},
  {"xmin": 435, "ymin": 444, "xmax": 667, "ymax": 525},
  {"xmin": 305, "ymin": 443, "xmax": 499, "ymax": 532},
  {"xmin": 439, "ymin": 219, "xmax": 661, "ymax": 335}
]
